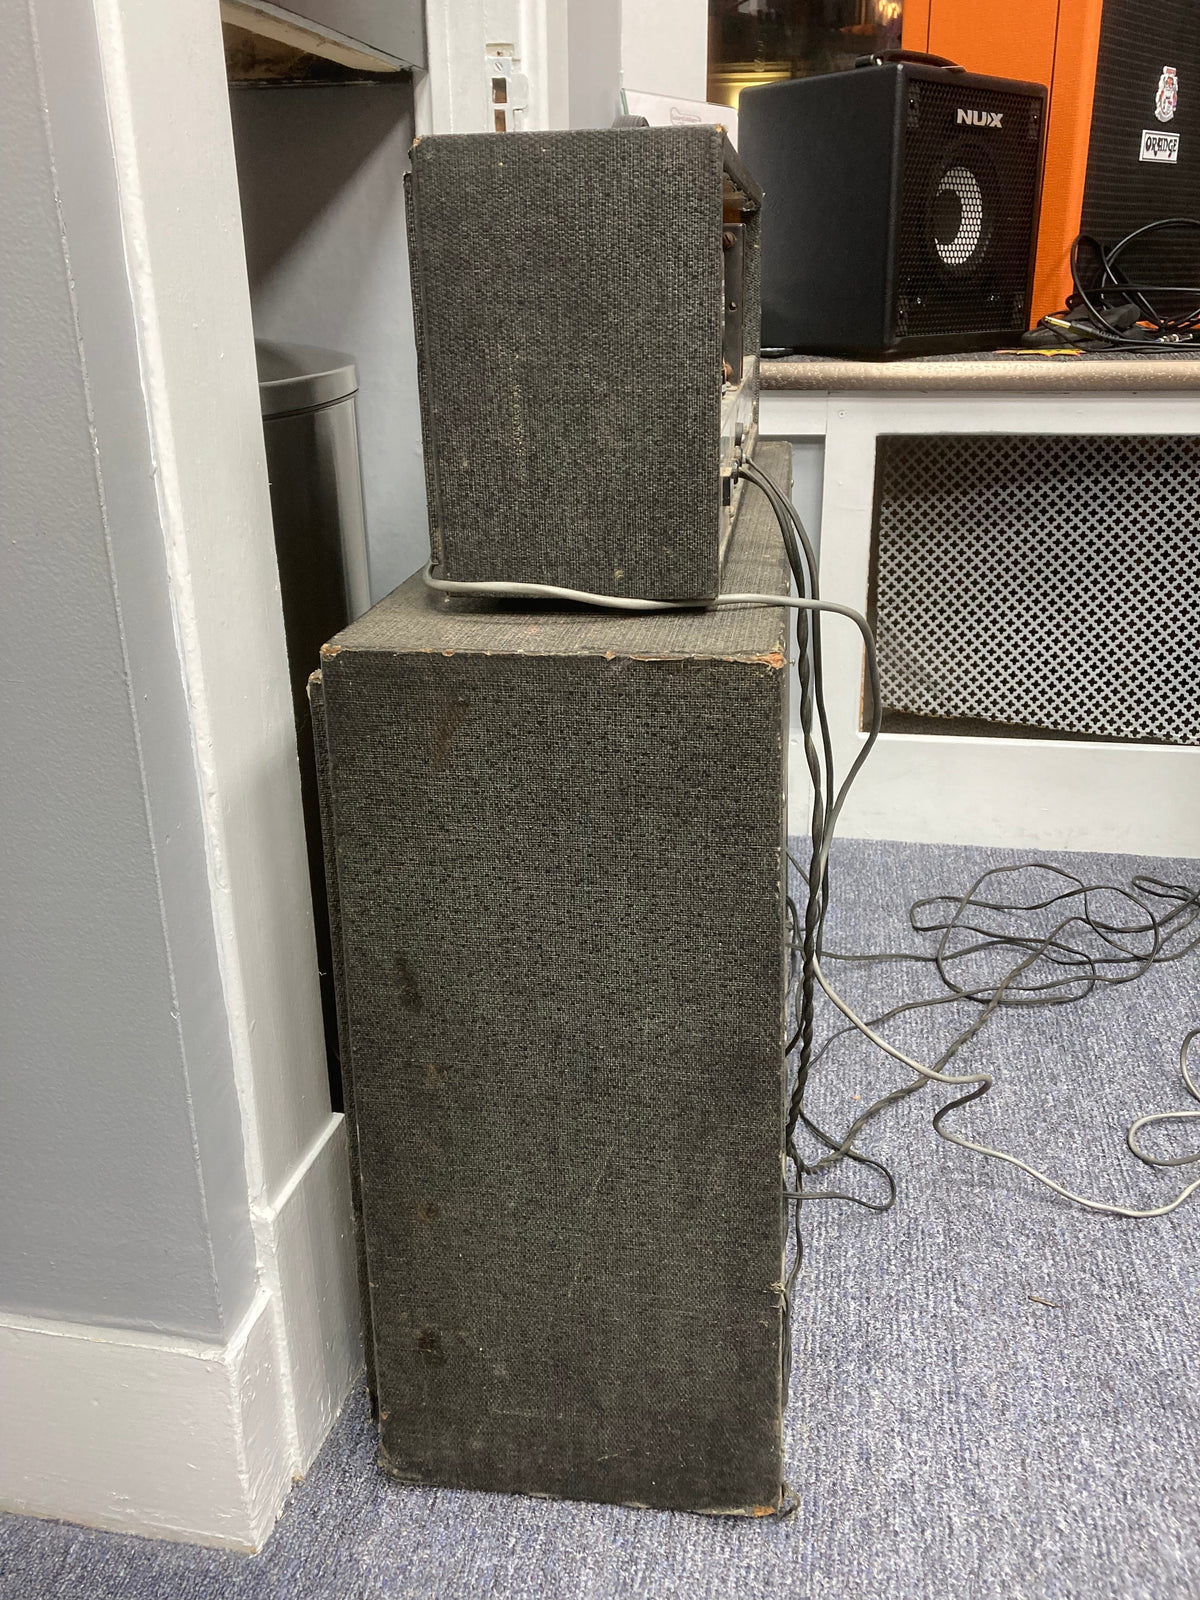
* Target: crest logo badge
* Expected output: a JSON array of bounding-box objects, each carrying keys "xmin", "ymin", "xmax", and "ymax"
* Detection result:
[{"xmin": 1155, "ymin": 65, "xmax": 1178, "ymax": 123}]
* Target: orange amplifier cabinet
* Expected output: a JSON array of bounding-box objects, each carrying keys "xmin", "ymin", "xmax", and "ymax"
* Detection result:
[{"xmin": 903, "ymin": 1, "xmax": 1106, "ymax": 324}]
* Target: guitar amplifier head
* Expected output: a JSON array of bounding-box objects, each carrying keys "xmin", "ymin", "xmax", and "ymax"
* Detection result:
[{"xmin": 405, "ymin": 126, "xmax": 761, "ymax": 601}]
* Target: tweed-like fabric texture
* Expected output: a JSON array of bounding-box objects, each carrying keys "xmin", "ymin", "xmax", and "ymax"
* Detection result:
[
  {"xmin": 406, "ymin": 127, "xmax": 760, "ymax": 601},
  {"xmin": 313, "ymin": 452, "xmax": 792, "ymax": 1513},
  {"xmin": 325, "ymin": 484, "xmax": 789, "ymax": 668},
  {"xmin": 4, "ymin": 839, "xmax": 1196, "ymax": 1599}
]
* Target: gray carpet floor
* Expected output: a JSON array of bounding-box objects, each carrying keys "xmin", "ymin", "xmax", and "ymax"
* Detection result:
[{"xmin": 3, "ymin": 837, "xmax": 1197, "ymax": 1600}]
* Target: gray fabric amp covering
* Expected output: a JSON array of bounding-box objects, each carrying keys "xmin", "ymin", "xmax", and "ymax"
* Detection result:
[
  {"xmin": 405, "ymin": 126, "xmax": 761, "ymax": 601},
  {"xmin": 310, "ymin": 445, "xmax": 792, "ymax": 1513}
]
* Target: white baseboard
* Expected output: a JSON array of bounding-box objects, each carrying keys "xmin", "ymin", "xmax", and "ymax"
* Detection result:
[
  {"xmin": 0, "ymin": 1291, "xmax": 288, "ymax": 1551},
  {"xmin": 262, "ymin": 1112, "xmax": 363, "ymax": 1473},
  {"xmin": 791, "ymin": 737, "xmax": 1200, "ymax": 859},
  {"xmin": 0, "ymin": 1114, "xmax": 362, "ymax": 1551}
]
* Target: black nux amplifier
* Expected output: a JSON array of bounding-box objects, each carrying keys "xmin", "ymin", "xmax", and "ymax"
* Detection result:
[
  {"xmin": 405, "ymin": 127, "xmax": 761, "ymax": 601},
  {"xmin": 740, "ymin": 56, "xmax": 1047, "ymax": 358}
]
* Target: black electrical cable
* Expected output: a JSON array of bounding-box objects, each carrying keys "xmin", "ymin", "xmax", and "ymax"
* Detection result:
[
  {"xmin": 736, "ymin": 461, "xmax": 836, "ymax": 1107},
  {"xmin": 733, "ymin": 457, "xmax": 887, "ymax": 1388},
  {"xmin": 1039, "ymin": 217, "xmax": 1200, "ymax": 348},
  {"xmin": 800, "ymin": 869, "xmax": 1200, "ymax": 1177}
]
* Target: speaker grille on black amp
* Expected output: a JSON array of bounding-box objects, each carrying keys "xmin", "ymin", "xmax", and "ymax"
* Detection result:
[
  {"xmin": 739, "ymin": 61, "xmax": 1045, "ymax": 356},
  {"xmin": 869, "ymin": 434, "xmax": 1200, "ymax": 746},
  {"xmin": 895, "ymin": 80, "xmax": 1044, "ymax": 341}
]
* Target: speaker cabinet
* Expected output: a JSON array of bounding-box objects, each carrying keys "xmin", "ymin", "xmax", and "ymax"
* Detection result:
[
  {"xmin": 406, "ymin": 127, "xmax": 761, "ymax": 602},
  {"xmin": 906, "ymin": 0, "xmax": 1200, "ymax": 325},
  {"xmin": 309, "ymin": 445, "xmax": 792, "ymax": 1514},
  {"xmin": 739, "ymin": 61, "xmax": 1046, "ymax": 357},
  {"xmin": 868, "ymin": 433, "xmax": 1200, "ymax": 746}
]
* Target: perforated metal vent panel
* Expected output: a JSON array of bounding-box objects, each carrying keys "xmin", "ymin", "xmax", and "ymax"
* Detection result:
[
  {"xmin": 870, "ymin": 434, "xmax": 1200, "ymax": 746},
  {"xmin": 894, "ymin": 78, "xmax": 1043, "ymax": 339}
]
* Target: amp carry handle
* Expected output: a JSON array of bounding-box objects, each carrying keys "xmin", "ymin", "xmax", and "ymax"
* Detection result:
[{"xmin": 855, "ymin": 50, "xmax": 965, "ymax": 71}]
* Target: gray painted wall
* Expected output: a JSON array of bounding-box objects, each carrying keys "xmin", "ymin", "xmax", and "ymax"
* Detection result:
[
  {"xmin": 228, "ymin": 81, "xmax": 428, "ymax": 602},
  {"xmin": 791, "ymin": 440, "xmax": 825, "ymax": 564},
  {"xmin": 568, "ymin": 0, "xmax": 622, "ymax": 130},
  {"xmin": 266, "ymin": 0, "xmax": 427, "ymax": 69},
  {"xmin": 0, "ymin": 0, "xmax": 258, "ymax": 1340}
]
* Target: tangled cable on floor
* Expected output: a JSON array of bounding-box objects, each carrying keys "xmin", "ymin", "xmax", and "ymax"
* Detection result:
[
  {"xmin": 725, "ymin": 456, "xmax": 1200, "ymax": 1393},
  {"xmin": 793, "ymin": 858, "xmax": 1200, "ymax": 1215}
]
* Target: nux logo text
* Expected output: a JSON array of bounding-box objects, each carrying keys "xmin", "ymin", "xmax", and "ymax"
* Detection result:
[{"xmin": 956, "ymin": 108, "xmax": 1002, "ymax": 129}]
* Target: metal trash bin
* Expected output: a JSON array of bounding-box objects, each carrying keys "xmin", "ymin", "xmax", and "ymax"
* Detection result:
[{"xmin": 257, "ymin": 340, "xmax": 370, "ymax": 1110}]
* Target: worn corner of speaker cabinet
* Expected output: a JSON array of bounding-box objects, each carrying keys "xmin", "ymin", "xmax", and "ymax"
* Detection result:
[
  {"xmin": 693, "ymin": 1494, "xmax": 786, "ymax": 1519},
  {"xmin": 750, "ymin": 1499, "xmax": 784, "ymax": 1519},
  {"xmin": 375, "ymin": 1439, "xmax": 418, "ymax": 1485},
  {"xmin": 319, "ymin": 641, "xmax": 342, "ymax": 659},
  {"xmin": 735, "ymin": 1496, "xmax": 786, "ymax": 1519},
  {"xmin": 751, "ymin": 648, "xmax": 786, "ymax": 671}
]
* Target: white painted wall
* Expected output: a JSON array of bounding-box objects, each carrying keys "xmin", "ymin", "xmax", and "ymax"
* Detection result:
[
  {"xmin": 420, "ymin": 0, "xmax": 569, "ymax": 133},
  {"xmin": 620, "ymin": 0, "xmax": 708, "ymax": 100},
  {"xmin": 1, "ymin": 0, "xmax": 359, "ymax": 1549},
  {"xmin": 418, "ymin": 0, "xmax": 709, "ymax": 134}
]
